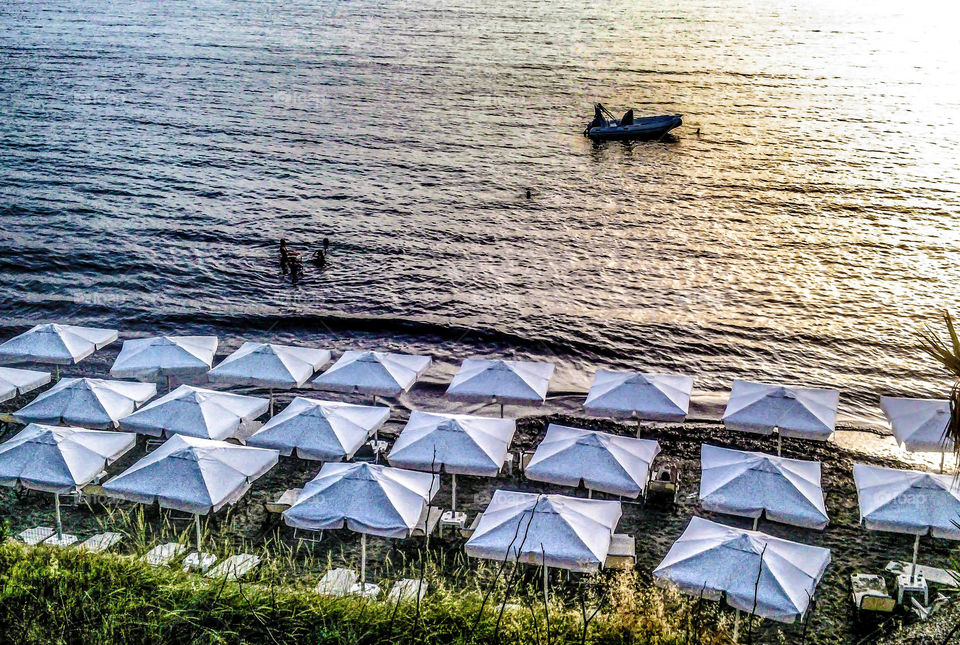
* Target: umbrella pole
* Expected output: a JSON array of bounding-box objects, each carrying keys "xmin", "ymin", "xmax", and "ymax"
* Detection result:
[
  {"xmin": 587, "ymin": 488, "xmax": 592, "ymax": 499},
  {"xmin": 54, "ymin": 365, "xmax": 60, "ymax": 381},
  {"xmin": 912, "ymin": 533, "xmax": 920, "ymax": 583},
  {"xmin": 500, "ymin": 402, "xmax": 504, "ymax": 418},
  {"xmin": 166, "ymin": 375, "xmax": 172, "ymax": 394},
  {"xmin": 733, "ymin": 609, "xmax": 740, "ymax": 642},
  {"xmin": 543, "ymin": 564, "xmax": 549, "ymax": 605},
  {"xmin": 269, "ymin": 389, "xmax": 274, "ymax": 416},
  {"xmin": 941, "ymin": 452, "xmax": 946, "ymax": 474},
  {"xmin": 195, "ymin": 514, "xmax": 202, "ymax": 552},
  {"xmin": 752, "ymin": 517, "xmax": 759, "ymax": 531},
  {"xmin": 452, "ymin": 473, "xmax": 457, "ymax": 511},
  {"xmin": 776, "ymin": 433, "xmax": 782, "ymax": 457},
  {"xmin": 361, "ymin": 533, "xmax": 367, "ymax": 584},
  {"xmin": 54, "ymin": 493, "xmax": 62, "ymax": 540}
]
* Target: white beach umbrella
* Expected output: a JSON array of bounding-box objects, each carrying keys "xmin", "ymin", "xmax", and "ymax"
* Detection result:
[
  {"xmin": 103, "ymin": 434, "xmax": 278, "ymax": 550},
  {"xmin": 388, "ymin": 411, "xmax": 516, "ymax": 509},
  {"xmin": 699, "ymin": 444, "xmax": 828, "ymax": 530},
  {"xmin": 312, "ymin": 351, "xmax": 432, "ymax": 399},
  {"xmin": 524, "ymin": 424, "xmax": 660, "ymax": 499},
  {"xmin": 110, "ymin": 336, "xmax": 219, "ymax": 389},
  {"xmin": 119, "ymin": 384, "xmax": 268, "ymax": 441},
  {"xmin": 0, "ymin": 367, "xmax": 51, "ymax": 403},
  {"xmin": 854, "ymin": 463, "xmax": 960, "ymax": 581},
  {"xmin": 880, "ymin": 396, "xmax": 952, "ymax": 459},
  {"xmin": 654, "ymin": 516, "xmax": 831, "ymax": 635},
  {"xmin": 283, "ymin": 462, "xmax": 439, "ymax": 584},
  {"xmin": 584, "ymin": 370, "xmax": 694, "ymax": 423},
  {"xmin": 208, "ymin": 342, "xmax": 331, "ymax": 413},
  {"xmin": 465, "ymin": 491, "xmax": 621, "ymax": 599},
  {"xmin": 245, "ymin": 397, "xmax": 390, "ymax": 461},
  {"xmin": 0, "ymin": 423, "xmax": 135, "ymax": 540},
  {"xmin": 14, "ymin": 378, "xmax": 157, "ymax": 429},
  {"xmin": 0, "ymin": 324, "xmax": 118, "ymax": 377},
  {"xmin": 722, "ymin": 380, "xmax": 839, "ymax": 454},
  {"xmin": 446, "ymin": 359, "xmax": 555, "ymax": 416}
]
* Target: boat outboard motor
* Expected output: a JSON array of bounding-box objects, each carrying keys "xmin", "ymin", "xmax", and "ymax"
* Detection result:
[
  {"xmin": 589, "ymin": 104, "xmax": 605, "ymax": 130},
  {"xmin": 621, "ymin": 109, "xmax": 634, "ymax": 126}
]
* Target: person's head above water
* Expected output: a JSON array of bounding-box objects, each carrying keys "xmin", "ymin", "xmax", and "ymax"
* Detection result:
[{"xmin": 322, "ymin": 237, "xmax": 329, "ymax": 250}]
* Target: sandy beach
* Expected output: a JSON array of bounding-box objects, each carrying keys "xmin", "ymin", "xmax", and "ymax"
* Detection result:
[{"xmin": 1, "ymin": 382, "xmax": 951, "ymax": 645}]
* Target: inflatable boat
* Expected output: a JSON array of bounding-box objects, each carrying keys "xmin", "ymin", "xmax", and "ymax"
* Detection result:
[{"xmin": 584, "ymin": 104, "xmax": 682, "ymax": 141}]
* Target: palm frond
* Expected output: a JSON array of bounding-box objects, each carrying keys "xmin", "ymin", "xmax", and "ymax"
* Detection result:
[{"xmin": 919, "ymin": 312, "xmax": 960, "ymax": 462}]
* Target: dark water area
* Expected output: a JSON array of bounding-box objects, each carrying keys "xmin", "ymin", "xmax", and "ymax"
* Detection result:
[{"xmin": 2, "ymin": 0, "xmax": 959, "ymax": 428}]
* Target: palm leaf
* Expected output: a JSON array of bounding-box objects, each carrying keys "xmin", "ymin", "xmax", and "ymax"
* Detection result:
[{"xmin": 919, "ymin": 311, "xmax": 960, "ymax": 461}]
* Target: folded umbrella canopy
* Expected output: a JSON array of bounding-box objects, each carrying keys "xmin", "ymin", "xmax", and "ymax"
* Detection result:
[
  {"xmin": 723, "ymin": 380, "xmax": 839, "ymax": 454},
  {"xmin": 102, "ymin": 434, "xmax": 278, "ymax": 550},
  {"xmin": 446, "ymin": 359, "xmax": 555, "ymax": 416},
  {"xmin": 110, "ymin": 336, "xmax": 218, "ymax": 389},
  {"xmin": 209, "ymin": 342, "xmax": 331, "ymax": 414},
  {"xmin": 524, "ymin": 424, "xmax": 660, "ymax": 499},
  {"xmin": 583, "ymin": 370, "xmax": 694, "ymax": 422},
  {"xmin": 15, "ymin": 378, "xmax": 157, "ymax": 429},
  {"xmin": 0, "ymin": 324, "xmax": 118, "ymax": 377},
  {"xmin": 245, "ymin": 397, "xmax": 390, "ymax": 461},
  {"xmin": 699, "ymin": 444, "xmax": 828, "ymax": 530},
  {"xmin": 0, "ymin": 423, "xmax": 136, "ymax": 541},
  {"xmin": 654, "ymin": 516, "xmax": 831, "ymax": 632},
  {"xmin": 119, "ymin": 384, "xmax": 268, "ymax": 441},
  {"xmin": 312, "ymin": 351, "xmax": 432, "ymax": 398},
  {"xmin": 854, "ymin": 463, "xmax": 960, "ymax": 581},
  {"xmin": 388, "ymin": 411, "xmax": 516, "ymax": 509},
  {"xmin": 284, "ymin": 462, "xmax": 439, "ymax": 584},
  {"xmin": 0, "ymin": 367, "xmax": 50, "ymax": 403},
  {"xmin": 465, "ymin": 490, "xmax": 622, "ymax": 573},
  {"xmin": 880, "ymin": 396, "xmax": 952, "ymax": 461}
]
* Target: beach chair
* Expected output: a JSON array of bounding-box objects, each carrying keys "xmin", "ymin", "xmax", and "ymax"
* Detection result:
[
  {"xmin": 205, "ymin": 554, "xmax": 261, "ymax": 581},
  {"xmin": 16, "ymin": 527, "xmax": 55, "ymax": 545},
  {"xmin": 143, "ymin": 543, "xmax": 186, "ymax": 566},
  {"xmin": 317, "ymin": 568, "xmax": 359, "ymax": 596},
  {"xmin": 460, "ymin": 513, "xmax": 483, "ymax": 539},
  {"xmin": 646, "ymin": 465, "xmax": 680, "ymax": 507},
  {"xmin": 604, "ymin": 534, "xmax": 636, "ymax": 570},
  {"xmin": 387, "ymin": 578, "xmax": 428, "ymax": 604},
  {"xmin": 45, "ymin": 533, "xmax": 78, "ymax": 547},
  {"xmin": 411, "ymin": 505, "xmax": 443, "ymax": 537},
  {"xmin": 182, "ymin": 551, "xmax": 218, "ymax": 573},
  {"xmin": 850, "ymin": 573, "xmax": 896, "ymax": 621},
  {"xmin": 266, "ymin": 488, "xmax": 302, "ymax": 515},
  {"xmin": 78, "ymin": 532, "xmax": 123, "ymax": 553}
]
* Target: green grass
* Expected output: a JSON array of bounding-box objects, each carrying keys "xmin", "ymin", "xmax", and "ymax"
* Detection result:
[{"xmin": 0, "ymin": 539, "xmax": 731, "ymax": 645}]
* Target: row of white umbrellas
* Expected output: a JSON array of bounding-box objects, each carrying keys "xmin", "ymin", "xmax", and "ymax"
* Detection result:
[{"xmin": 3, "ymin": 325, "xmax": 954, "ymax": 459}]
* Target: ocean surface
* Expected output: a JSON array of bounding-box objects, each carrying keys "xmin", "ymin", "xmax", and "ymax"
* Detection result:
[{"xmin": 2, "ymin": 0, "xmax": 959, "ymax": 430}]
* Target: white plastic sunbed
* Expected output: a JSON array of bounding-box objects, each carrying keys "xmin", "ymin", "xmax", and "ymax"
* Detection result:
[{"xmin": 143, "ymin": 543, "xmax": 186, "ymax": 566}]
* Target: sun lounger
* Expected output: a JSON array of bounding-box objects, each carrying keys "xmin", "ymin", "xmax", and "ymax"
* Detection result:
[
  {"xmin": 411, "ymin": 506, "xmax": 443, "ymax": 537},
  {"xmin": 266, "ymin": 488, "xmax": 302, "ymax": 514},
  {"xmin": 350, "ymin": 582, "xmax": 380, "ymax": 598},
  {"xmin": 851, "ymin": 574, "xmax": 896, "ymax": 618},
  {"xmin": 387, "ymin": 578, "xmax": 428, "ymax": 603},
  {"xmin": 143, "ymin": 543, "xmax": 186, "ymax": 566},
  {"xmin": 17, "ymin": 527, "xmax": 55, "ymax": 545},
  {"xmin": 182, "ymin": 552, "xmax": 218, "ymax": 573},
  {"xmin": 45, "ymin": 533, "xmax": 78, "ymax": 547},
  {"xmin": 78, "ymin": 532, "xmax": 123, "ymax": 553},
  {"xmin": 646, "ymin": 465, "xmax": 680, "ymax": 506},
  {"xmin": 205, "ymin": 554, "xmax": 261, "ymax": 581},
  {"xmin": 604, "ymin": 534, "xmax": 636, "ymax": 570},
  {"xmin": 885, "ymin": 561, "xmax": 960, "ymax": 587},
  {"xmin": 460, "ymin": 513, "xmax": 482, "ymax": 539},
  {"xmin": 317, "ymin": 568, "xmax": 359, "ymax": 596}
]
